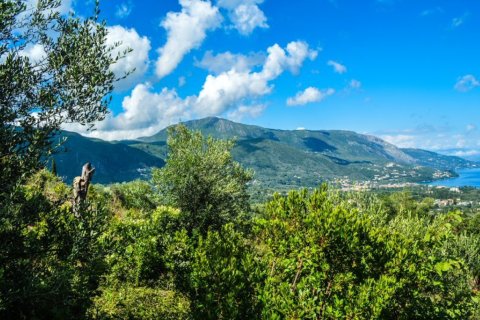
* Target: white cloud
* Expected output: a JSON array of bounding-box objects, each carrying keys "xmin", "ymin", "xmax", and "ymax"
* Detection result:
[
  {"xmin": 56, "ymin": 0, "xmax": 73, "ymax": 14},
  {"xmin": 454, "ymin": 75, "xmax": 480, "ymax": 92},
  {"xmin": 115, "ymin": 2, "xmax": 133, "ymax": 18},
  {"xmin": 296, "ymin": 127, "xmax": 306, "ymax": 130},
  {"xmin": 155, "ymin": 0, "xmax": 222, "ymax": 79},
  {"xmin": 194, "ymin": 69, "xmax": 271, "ymax": 116},
  {"xmin": 195, "ymin": 50, "xmax": 265, "ymax": 74},
  {"xmin": 19, "ymin": 43, "xmax": 46, "ymax": 63},
  {"xmin": 65, "ymin": 83, "xmax": 193, "ymax": 140},
  {"xmin": 227, "ymin": 104, "xmax": 266, "ymax": 121},
  {"xmin": 261, "ymin": 41, "xmax": 318, "ymax": 79},
  {"xmin": 67, "ymin": 41, "xmax": 317, "ymax": 140},
  {"xmin": 286, "ymin": 87, "xmax": 334, "ymax": 106},
  {"xmin": 216, "ymin": 0, "xmax": 268, "ymax": 35},
  {"xmin": 107, "ymin": 26, "xmax": 151, "ymax": 92},
  {"xmin": 229, "ymin": 3, "xmax": 268, "ymax": 35},
  {"xmin": 327, "ymin": 60, "xmax": 347, "ymax": 74},
  {"xmin": 195, "ymin": 41, "xmax": 318, "ymax": 116},
  {"xmin": 349, "ymin": 79, "xmax": 362, "ymax": 89}
]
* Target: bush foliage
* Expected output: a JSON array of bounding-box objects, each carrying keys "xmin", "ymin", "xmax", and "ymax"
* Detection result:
[{"xmin": 1, "ymin": 126, "xmax": 479, "ymax": 319}]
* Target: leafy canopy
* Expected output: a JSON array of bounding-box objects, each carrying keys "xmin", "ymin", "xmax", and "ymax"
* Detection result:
[
  {"xmin": 0, "ymin": 0, "xmax": 127, "ymax": 192},
  {"xmin": 0, "ymin": 1, "xmax": 129, "ymax": 317},
  {"xmin": 152, "ymin": 124, "xmax": 253, "ymax": 233}
]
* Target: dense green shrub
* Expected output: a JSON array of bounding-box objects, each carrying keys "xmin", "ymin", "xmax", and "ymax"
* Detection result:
[
  {"xmin": 189, "ymin": 223, "xmax": 262, "ymax": 319},
  {"xmin": 0, "ymin": 170, "xmax": 110, "ymax": 319},
  {"xmin": 98, "ymin": 206, "xmax": 181, "ymax": 287},
  {"xmin": 2, "ymin": 126, "xmax": 480, "ymax": 319},
  {"xmin": 89, "ymin": 285, "xmax": 190, "ymax": 320},
  {"xmin": 255, "ymin": 185, "xmax": 479, "ymax": 319},
  {"xmin": 92, "ymin": 205, "xmax": 193, "ymax": 318},
  {"xmin": 110, "ymin": 180, "xmax": 160, "ymax": 211}
]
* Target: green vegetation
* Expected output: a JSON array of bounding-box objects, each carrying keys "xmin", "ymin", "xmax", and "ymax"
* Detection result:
[
  {"xmin": 0, "ymin": 170, "xmax": 110, "ymax": 318},
  {"xmin": 2, "ymin": 125, "xmax": 480, "ymax": 319},
  {"xmin": 1, "ymin": 2, "xmax": 479, "ymax": 318},
  {"xmin": 0, "ymin": 0, "xmax": 123, "ymax": 193},
  {"xmin": 152, "ymin": 124, "xmax": 253, "ymax": 234}
]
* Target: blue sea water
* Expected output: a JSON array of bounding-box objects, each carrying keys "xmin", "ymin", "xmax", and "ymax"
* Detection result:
[{"xmin": 426, "ymin": 168, "xmax": 480, "ymax": 188}]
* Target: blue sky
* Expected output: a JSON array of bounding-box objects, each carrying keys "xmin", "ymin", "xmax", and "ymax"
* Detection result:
[{"xmin": 63, "ymin": 0, "xmax": 480, "ymax": 157}]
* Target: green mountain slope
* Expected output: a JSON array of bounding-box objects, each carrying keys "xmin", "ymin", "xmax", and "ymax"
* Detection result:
[
  {"xmin": 129, "ymin": 117, "xmax": 473, "ymax": 190},
  {"xmin": 52, "ymin": 131, "xmax": 164, "ymax": 184},
  {"xmin": 54, "ymin": 118, "xmax": 477, "ymax": 189}
]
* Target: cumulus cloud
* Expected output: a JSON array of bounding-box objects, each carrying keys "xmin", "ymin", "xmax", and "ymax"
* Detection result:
[
  {"xmin": 106, "ymin": 26, "xmax": 151, "ymax": 92},
  {"xmin": 454, "ymin": 75, "xmax": 480, "ymax": 92},
  {"xmin": 155, "ymin": 0, "xmax": 222, "ymax": 79},
  {"xmin": 194, "ymin": 41, "xmax": 318, "ymax": 116},
  {"xmin": 67, "ymin": 41, "xmax": 316, "ymax": 140},
  {"xmin": 65, "ymin": 83, "xmax": 193, "ymax": 140},
  {"xmin": 262, "ymin": 41, "xmax": 318, "ymax": 78},
  {"xmin": 216, "ymin": 0, "xmax": 268, "ymax": 35},
  {"xmin": 286, "ymin": 87, "xmax": 334, "ymax": 106},
  {"xmin": 194, "ymin": 71, "xmax": 270, "ymax": 116},
  {"xmin": 327, "ymin": 60, "xmax": 347, "ymax": 74},
  {"xmin": 195, "ymin": 50, "xmax": 265, "ymax": 74}
]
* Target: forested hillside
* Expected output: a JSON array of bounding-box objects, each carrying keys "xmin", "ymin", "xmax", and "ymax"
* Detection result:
[
  {"xmin": 54, "ymin": 118, "xmax": 478, "ymax": 189},
  {"xmin": 53, "ymin": 131, "xmax": 164, "ymax": 183}
]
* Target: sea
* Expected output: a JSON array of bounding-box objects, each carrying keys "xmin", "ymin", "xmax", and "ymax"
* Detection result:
[{"xmin": 425, "ymin": 168, "xmax": 480, "ymax": 188}]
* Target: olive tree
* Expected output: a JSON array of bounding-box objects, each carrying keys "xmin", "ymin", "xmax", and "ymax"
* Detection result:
[
  {"xmin": 0, "ymin": 1, "xmax": 128, "ymax": 317},
  {"xmin": 152, "ymin": 124, "xmax": 253, "ymax": 234},
  {"xmin": 0, "ymin": 0, "xmax": 127, "ymax": 192}
]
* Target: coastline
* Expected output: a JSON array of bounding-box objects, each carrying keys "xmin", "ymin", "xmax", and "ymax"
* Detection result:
[{"xmin": 422, "ymin": 168, "xmax": 480, "ymax": 188}]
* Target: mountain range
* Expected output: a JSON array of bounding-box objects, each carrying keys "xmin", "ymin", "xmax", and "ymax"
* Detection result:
[{"xmin": 53, "ymin": 117, "xmax": 478, "ymax": 190}]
